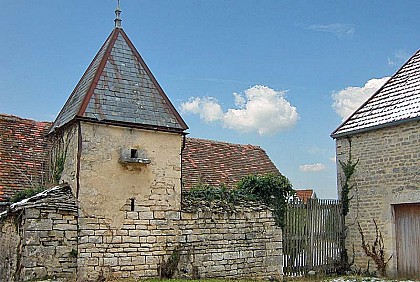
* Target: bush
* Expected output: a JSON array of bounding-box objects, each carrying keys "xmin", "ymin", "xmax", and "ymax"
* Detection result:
[{"xmin": 184, "ymin": 173, "xmax": 295, "ymax": 228}]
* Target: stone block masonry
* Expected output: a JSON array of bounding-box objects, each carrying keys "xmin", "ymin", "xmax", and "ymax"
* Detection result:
[
  {"xmin": 0, "ymin": 185, "xmax": 78, "ymax": 281},
  {"xmin": 335, "ymin": 120, "xmax": 419, "ymax": 275},
  {"xmin": 178, "ymin": 209, "xmax": 282, "ymax": 280},
  {"xmin": 77, "ymin": 204, "xmax": 282, "ymax": 281},
  {"xmin": 1, "ymin": 185, "xmax": 282, "ymax": 281}
]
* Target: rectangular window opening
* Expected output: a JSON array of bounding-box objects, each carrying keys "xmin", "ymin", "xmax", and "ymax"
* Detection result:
[
  {"xmin": 130, "ymin": 149, "xmax": 138, "ymax": 158},
  {"xmin": 130, "ymin": 198, "xmax": 135, "ymax": 211}
]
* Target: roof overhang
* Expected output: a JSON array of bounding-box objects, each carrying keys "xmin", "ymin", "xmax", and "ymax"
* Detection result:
[{"xmin": 331, "ymin": 116, "xmax": 420, "ymax": 139}]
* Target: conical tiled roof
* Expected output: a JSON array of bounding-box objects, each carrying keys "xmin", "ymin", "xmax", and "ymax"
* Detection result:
[
  {"xmin": 331, "ymin": 50, "xmax": 420, "ymax": 138},
  {"xmin": 50, "ymin": 28, "xmax": 188, "ymax": 134}
]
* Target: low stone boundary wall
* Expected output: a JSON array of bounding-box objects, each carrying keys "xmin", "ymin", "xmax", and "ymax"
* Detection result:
[
  {"xmin": 0, "ymin": 185, "xmax": 78, "ymax": 281},
  {"xmin": 178, "ymin": 209, "xmax": 282, "ymax": 280},
  {"xmin": 1, "ymin": 186, "xmax": 282, "ymax": 281}
]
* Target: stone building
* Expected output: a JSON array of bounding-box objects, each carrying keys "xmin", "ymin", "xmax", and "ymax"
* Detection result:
[
  {"xmin": 0, "ymin": 6, "xmax": 283, "ymax": 281},
  {"xmin": 331, "ymin": 50, "xmax": 420, "ymax": 277}
]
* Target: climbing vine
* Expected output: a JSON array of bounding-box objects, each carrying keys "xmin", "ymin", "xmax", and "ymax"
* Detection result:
[
  {"xmin": 337, "ymin": 137, "xmax": 359, "ymax": 274},
  {"xmin": 49, "ymin": 128, "xmax": 74, "ymax": 184},
  {"xmin": 183, "ymin": 173, "xmax": 295, "ymax": 228},
  {"xmin": 339, "ymin": 141, "xmax": 359, "ymax": 217}
]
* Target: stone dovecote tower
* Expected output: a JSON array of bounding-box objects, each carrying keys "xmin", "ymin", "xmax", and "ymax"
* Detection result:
[{"xmin": 48, "ymin": 4, "xmax": 188, "ymax": 280}]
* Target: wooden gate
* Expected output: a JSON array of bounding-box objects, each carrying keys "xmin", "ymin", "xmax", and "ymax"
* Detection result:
[
  {"xmin": 394, "ymin": 203, "xmax": 420, "ymax": 278},
  {"xmin": 283, "ymin": 198, "xmax": 341, "ymax": 276}
]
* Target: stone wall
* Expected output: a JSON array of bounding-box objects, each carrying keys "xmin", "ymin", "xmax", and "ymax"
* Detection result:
[
  {"xmin": 178, "ymin": 209, "xmax": 282, "ymax": 280},
  {"xmin": 44, "ymin": 122, "xmax": 283, "ymax": 281},
  {"xmin": 0, "ymin": 215, "xmax": 20, "ymax": 282},
  {"xmin": 0, "ymin": 185, "xmax": 78, "ymax": 281},
  {"xmin": 76, "ymin": 205, "xmax": 282, "ymax": 281},
  {"xmin": 335, "ymin": 120, "xmax": 419, "ymax": 275}
]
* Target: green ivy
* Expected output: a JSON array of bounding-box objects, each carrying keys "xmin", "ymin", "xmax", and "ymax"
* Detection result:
[
  {"xmin": 184, "ymin": 174, "xmax": 294, "ymax": 228},
  {"xmin": 237, "ymin": 174, "xmax": 294, "ymax": 228},
  {"xmin": 339, "ymin": 139, "xmax": 359, "ymax": 217}
]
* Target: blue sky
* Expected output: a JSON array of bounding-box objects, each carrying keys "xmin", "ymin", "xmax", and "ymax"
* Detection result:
[{"xmin": 1, "ymin": 1, "xmax": 419, "ymax": 198}]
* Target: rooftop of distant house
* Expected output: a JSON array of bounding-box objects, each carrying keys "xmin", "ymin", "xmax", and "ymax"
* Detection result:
[{"xmin": 295, "ymin": 189, "xmax": 316, "ymax": 203}]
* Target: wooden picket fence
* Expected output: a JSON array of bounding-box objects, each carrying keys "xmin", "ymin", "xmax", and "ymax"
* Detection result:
[{"xmin": 283, "ymin": 198, "xmax": 342, "ymax": 276}]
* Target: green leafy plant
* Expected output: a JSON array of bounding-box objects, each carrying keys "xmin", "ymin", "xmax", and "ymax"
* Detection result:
[
  {"xmin": 69, "ymin": 249, "xmax": 78, "ymax": 258},
  {"xmin": 237, "ymin": 174, "xmax": 294, "ymax": 228},
  {"xmin": 339, "ymin": 156, "xmax": 359, "ymax": 217},
  {"xmin": 10, "ymin": 186, "xmax": 45, "ymax": 203},
  {"xmin": 49, "ymin": 128, "xmax": 74, "ymax": 185},
  {"xmin": 184, "ymin": 173, "xmax": 294, "ymax": 228},
  {"xmin": 337, "ymin": 138, "xmax": 359, "ymax": 274},
  {"xmin": 51, "ymin": 153, "xmax": 66, "ymax": 184}
]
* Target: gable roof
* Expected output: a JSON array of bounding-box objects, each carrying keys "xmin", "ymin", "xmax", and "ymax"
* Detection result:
[
  {"xmin": 182, "ymin": 138, "xmax": 280, "ymax": 190},
  {"xmin": 0, "ymin": 114, "xmax": 52, "ymax": 202},
  {"xmin": 332, "ymin": 49, "xmax": 420, "ymax": 138},
  {"xmin": 50, "ymin": 27, "xmax": 188, "ymax": 134}
]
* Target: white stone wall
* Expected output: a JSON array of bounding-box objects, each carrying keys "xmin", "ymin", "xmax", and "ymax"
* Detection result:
[{"xmin": 335, "ymin": 120, "xmax": 420, "ymax": 275}]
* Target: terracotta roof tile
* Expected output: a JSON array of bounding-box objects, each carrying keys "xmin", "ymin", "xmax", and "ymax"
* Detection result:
[
  {"xmin": 0, "ymin": 114, "xmax": 52, "ymax": 202},
  {"xmin": 182, "ymin": 137, "xmax": 280, "ymax": 190},
  {"xmin": 332, "ymin": 49, "xmax": 420, "ymax": 138},
  {"xmin": 295, "ymin": 189, "xmax": 316, "ymax": 203}
]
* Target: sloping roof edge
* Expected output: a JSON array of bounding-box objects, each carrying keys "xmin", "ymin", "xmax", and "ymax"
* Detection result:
[
  {"xmin": 48, "ymin": 31, "xmax": 115, "ymax": 134},
  {"xmin": 49, "ymin": 28, "xmax": 188, "ymax": 135},
  {"xmin": 331, "ymin": 49, "xmax": 420, "ymax": 139},
  {"xmin": 118, "ymin": 29, "xmax": 188, "ymax": 131},
  {"xmin": 331, "ymin": 116, "xmax": 420, "ymax": 139}
]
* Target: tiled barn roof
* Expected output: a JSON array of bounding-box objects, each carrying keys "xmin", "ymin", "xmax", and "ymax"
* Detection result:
[
  {"xmin": 50, "ymin": 27, "xmax": 187, "ymax": 134},
  {"xmin": 0, "ymin": 114, "xmax": 51, "ymax": 202},
  {"xmin": 0, "ymin": 116, "xmax": 280, "ymax": 201},
  {"xmin": 332, "ymin": 49, "xmax": 420, "ymax": 138},
  {"xmin": 182, "ymin": 137, "xmax": 281, "ymax": 190}
]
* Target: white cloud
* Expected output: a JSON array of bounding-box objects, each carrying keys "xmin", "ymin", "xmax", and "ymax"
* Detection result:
[
  {"xmin": 307, "ymin": 23, "xmax": 355, "ymax": 38},
  {"xmin": 299, "ymin": 163, "xmax": 326, "ymax": 172},
  {"xmin": 180, "ymin": 97, "xmax": 223, "ymax": 122},
  {"xmin": 180, "ymin": 85, "xmax": 299, "ymax": 135},
  {"xmin": 329, "ymin": 156, "xmax": 336, "ymax": 163},
  {"xmin": 233, "ymin": 92, "xmax": 246, "ymax": 107},
  {"xmin": 332, "ymin": 77, "xmax": 390, "ymax": 120}
]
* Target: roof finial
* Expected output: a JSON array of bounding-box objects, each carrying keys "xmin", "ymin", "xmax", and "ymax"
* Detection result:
[{"xmin": 114, "ymin": 0, "xmax": 122, "ymax": 28}]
